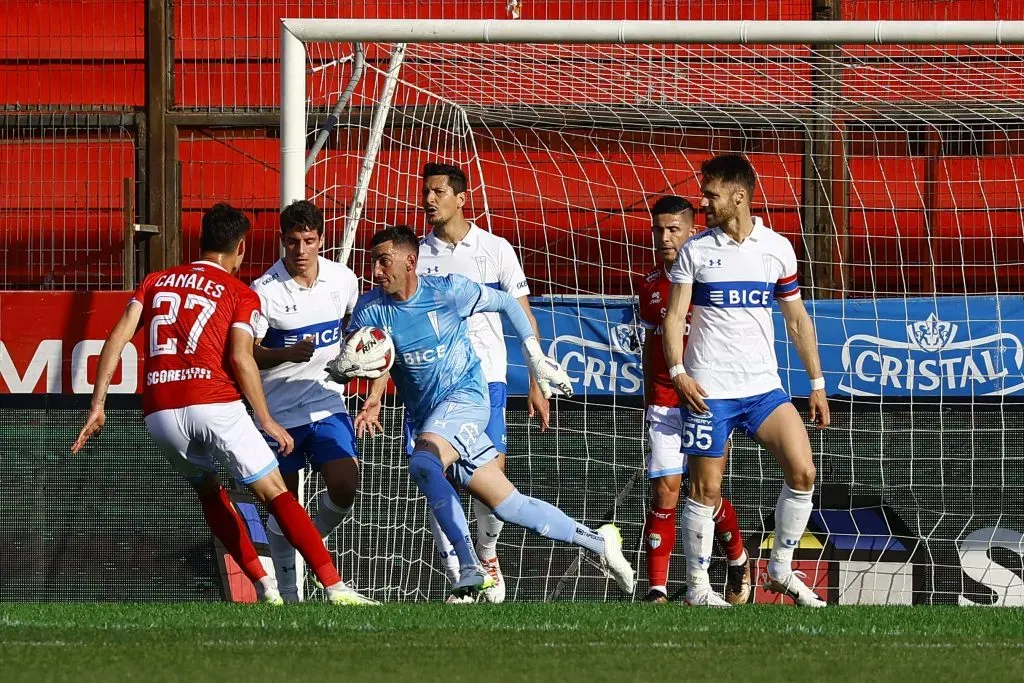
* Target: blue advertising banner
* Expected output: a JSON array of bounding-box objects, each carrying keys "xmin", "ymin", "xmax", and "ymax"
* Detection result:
[{"xmin": 505, "ymin": 295, "xmax": 1024, "ymax": 399}]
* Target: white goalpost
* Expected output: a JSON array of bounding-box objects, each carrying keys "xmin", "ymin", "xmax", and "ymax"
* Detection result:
[{"xmin": 281, "ymin": 20, "xmax": 1024, "ymax": 604}]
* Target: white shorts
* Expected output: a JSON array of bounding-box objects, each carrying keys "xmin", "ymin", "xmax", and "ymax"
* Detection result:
[
  {"xmin": 646, "ymin": 405, "xmax": 687, "ymax": 479},
  {"xmin": 144, "ymin": 401, "xmax": 279, "ymax": 485}
]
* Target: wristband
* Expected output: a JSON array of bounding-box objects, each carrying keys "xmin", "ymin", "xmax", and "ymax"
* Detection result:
[
  {"xmin": 668, "ymin": 364, "xmax": 687, "ymax": 379},
  {"xmin": 809, "ymin": 376, "xmax": 825, "ymax": 391}
]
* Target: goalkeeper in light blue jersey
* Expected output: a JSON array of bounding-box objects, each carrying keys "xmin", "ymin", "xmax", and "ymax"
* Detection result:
[{"xmin": 327, "ymin": 225, "xmax": 635, "ymax": 598}]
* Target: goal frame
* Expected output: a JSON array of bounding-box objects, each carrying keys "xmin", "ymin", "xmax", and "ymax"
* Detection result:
[{"xmin": 280, "ymin": 18, "xmax": 1024, "ymax": 216}]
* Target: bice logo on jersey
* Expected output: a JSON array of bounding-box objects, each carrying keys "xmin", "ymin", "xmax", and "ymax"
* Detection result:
[
  {"xmin": 697, "ymin": 281, "xmax": 773, "ymax": 308},
  {"xmin": 402, "ymin": 344, "xmax": 448, "ymax": 366},
  {"xmin": 840, "ymin": 313, "xmax": 1024, "ymax": 396}
]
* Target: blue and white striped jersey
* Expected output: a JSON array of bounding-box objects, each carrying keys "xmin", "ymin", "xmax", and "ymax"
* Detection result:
[{"xmin": 669, "ymin": 217, "xmax": 801, "ymax": 399}]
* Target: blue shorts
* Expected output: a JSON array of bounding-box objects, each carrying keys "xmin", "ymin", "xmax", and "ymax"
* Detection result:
[
  {"xmin": 407, "ymin": 399, "xmax": 498, "ymax": 488},
  {"xmin": 486, "ymin": 382, "xmax": 508, "ymax": 453},
  {"xmin": 264, "ymin": 413, "xmax": 359, "ymax": 475},
  {"xmin": 681, "ymin": 388, "xmax": 791, "ymax": 458}
]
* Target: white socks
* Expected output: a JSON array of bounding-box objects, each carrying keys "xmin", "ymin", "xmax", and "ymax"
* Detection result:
[
  {"xmin": 768, "ymin": 484, "xmax": 814, "ymax": 580},
  {"xmin": 682, "ymin": 498, "xmax": 716, "ymax": 590},
  {"xmin": 266, "ymin": 514, "xmax": 301, "ymax": 601},
  {"xmin": 473, "ymin": 497, "xmax": 504, "ymax": 561},
  {"xmin": 313, "ymin": 493, "xmax": 353, "ymax": 538},
  {"xmin": 267, "ymin": 493, "xmax": 353, "ymax": 602},
  {"xmin": 428, "ymin": 509, "xmax": 461, "ymax": 584}
]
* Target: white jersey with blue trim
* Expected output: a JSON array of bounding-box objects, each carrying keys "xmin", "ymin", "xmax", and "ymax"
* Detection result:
[
  {"xmin": 251, "ymin": 256, "xmax": 359, "ymax": 428},
  {"xmin": 349, "ymin": 274, "xmax": 490, "ymax": 429},
  {"xmin": 417, "ymin": 223, "xmax": 530, "ymax": 384},
  {"xmin": 668, "ymin": 217, "xmax": 801, "ymax": 399}
]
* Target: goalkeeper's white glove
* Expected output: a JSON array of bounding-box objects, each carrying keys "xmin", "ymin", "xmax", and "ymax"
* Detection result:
[
  {"xmin": 324, "ymin": 349, "xmax": 385, "ymax": 384},
  {"xmin": 522, "ymin": 337, "xmax": 574, "ymax": 399}
]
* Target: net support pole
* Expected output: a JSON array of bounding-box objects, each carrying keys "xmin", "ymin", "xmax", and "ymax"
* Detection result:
[
  {"xmin": 338, "ymin": 44, "xmax": 407, "ymax": 267},
  {"xmin": 281, "ymin": 22, "xmax": 307, "ymax": 209}
]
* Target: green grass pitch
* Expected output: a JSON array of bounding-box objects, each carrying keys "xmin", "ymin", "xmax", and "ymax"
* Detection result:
[{"xmin": 2, "ymin": 603, "xmax": 1023, "ymax": 682}]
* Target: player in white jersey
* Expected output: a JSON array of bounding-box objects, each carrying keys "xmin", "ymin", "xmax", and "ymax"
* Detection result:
[
  {"xmin": 250, "ymin": 200, "xmax": 374, "ymax": 604},
  {"xmin": 663, "ymin": 155, "xmax": 830, "ymax": 608},
  {"xmin": 414, "ymin": 162, "xmax": 549, "ymax": 603}
]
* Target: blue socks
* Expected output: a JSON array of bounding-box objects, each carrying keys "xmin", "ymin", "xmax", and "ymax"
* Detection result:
[
  {"xmin": 493, "ymin": 490, "xmax": 606, "ymax": 555},
  {"xmin": 408, "ymin": 451, "xmax": 478, "ymax": 569}
]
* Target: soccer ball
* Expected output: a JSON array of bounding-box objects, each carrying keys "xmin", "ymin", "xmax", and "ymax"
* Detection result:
[{"xmin": 342, "ymin": 326, "xmax": 395, "ymax": 376}]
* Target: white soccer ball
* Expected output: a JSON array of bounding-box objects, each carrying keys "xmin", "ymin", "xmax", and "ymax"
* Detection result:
[{"xmin": 342, "ymin": 326, "xmax": 395, "ymax": 376}]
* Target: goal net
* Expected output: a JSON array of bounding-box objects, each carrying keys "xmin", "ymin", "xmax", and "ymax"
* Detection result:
[{"xmin": 285, "ymin": 21, "xmax": 1024, "ymax": 605}]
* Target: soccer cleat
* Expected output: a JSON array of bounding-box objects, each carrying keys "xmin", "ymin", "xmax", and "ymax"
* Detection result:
[
  {"xmin": 642, "ymin": 588, "xmax": 669, "ymax": 604},
  {"xmin": 725, "ymin": 559, "xmax": 752, "ymax": 605},
  {"xmin": 597, "ymin": 524, "xmax": 636, "ymax": 595},
  {"xmin": 444, "ymin": 593, "xmax": 476, "ymax": 604},
  {"xmin": 326, "ymin": 582, "xmax": 380, "ymax": 606},
  {"xmin": 451, "ymin": 565, "xmax": 495, "ymax": 598},
  {"xmin": 259, "ymin": 586, "xmax": 285, "ymax": 607},
  {"xmin": 685, "ymin": 585, "xmax": 731, "ymax": 608},
  {"xmin": 762, "ymin": 570, "xmax": 827, "ymax": 608},
  {"xmin": 479, "ymin": 556, "xmax": 506, "ymax": 604}
]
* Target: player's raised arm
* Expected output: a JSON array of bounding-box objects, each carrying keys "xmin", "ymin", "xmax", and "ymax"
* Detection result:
[
  {"xmin": 451, "ymin": 274, "xmax": 573, "ymax": 399},
  {"xmin": 778, "ymin": 298, "xmax": 830, "ymax": 429},
  {"xmin": 71, "ymin": 300, "xmax": 143, "ymax": 453}
]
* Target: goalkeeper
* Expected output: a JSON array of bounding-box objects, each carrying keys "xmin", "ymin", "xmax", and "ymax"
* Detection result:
[{"xmin": 328, "ymin": 225, "xmax": 635, "ymax": 598}]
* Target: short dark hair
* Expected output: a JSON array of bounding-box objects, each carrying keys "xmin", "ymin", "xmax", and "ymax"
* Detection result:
[
  {"xmin": 650, "ymin": 195, "xmax": 694, "ymax": 218},
  {"xmin": 280, "ymin": 199, "xmax": 324, "ymax": 236},
  {"xmin": 422, "ymin": 162, "xmax": 468, "ymax": 195},
  {"xmin": 199, "ymin": 203, "xmax": 250, "ymax": 253},
  {"xmin": 700, "ymin": 154, "xmax": 757, "ymax": 195},
  {"xmin": 370, "ymin": 225, "xmax": 420, "ymax": 253}
]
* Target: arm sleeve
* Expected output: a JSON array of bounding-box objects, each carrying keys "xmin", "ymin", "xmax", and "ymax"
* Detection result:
[
  {"xmin": 232, "ymin": 289, "xmax": 262, "ymax": 338},
  {"xmin": 667, "ymin": 242, "xmax": 695, "ymax": 285},
  {"xmin": 774, "ymin": 238, "xmax": 801, "ymax": 301},
  {"xmin": 346, "ymin": 300, "xmax": 368, "ymax": 333},
  {"xmin": 129, "ymin": 275, "xmax": 150, "ymax": 308},
  {"xmin": 450, "ymin": 274, "xmax": 535, "ymax": 342},
  {"xmin": 345, "ymin": 270, "xmax": 359, "ymax": 315},
  {"xmin": 635, "ymin": 276, "xmax": 657, "ymax": 329},
  {"xmin": 496, "ymin": 238, "xmax": 530, "ymax": 298},
  {"xmin": 251, "ymin": 289, "xmax": 269, "ymax": 339}
]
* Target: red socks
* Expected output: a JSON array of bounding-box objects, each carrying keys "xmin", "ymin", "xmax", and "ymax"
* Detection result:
[
  {"xmin": 267, "ymin": 491, "xmax": 341, "ymax": 588},
  {"xmin": 199, "ymin": 487, "xmax": 267, "ymax": 582},
  {"xmin": 713, "ymin": 498, "xmax": 746, "ymax": 563},
  {"xmin": 644, "ymin": 506, "xmax": 676, "ymax": 591}
]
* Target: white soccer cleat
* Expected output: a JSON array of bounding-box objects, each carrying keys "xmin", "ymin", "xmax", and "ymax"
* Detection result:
[
  {"xmin": 444, "ymin": 593, "xmax": 476, "ymax": 604},
  {"xmin": 597, "ymin": 524, "xmax": 635, "ymax": 595},
  {"xmin": 451, "ymin": 565, "xmax": 495, "ymax": 598},
  {"xmin": 685, "ymin": 585, "xmax": 731, "ymax": 608},
  {"xmin": 326, "ymin": 582, "xmax": 380, "ymax": 606},
  {"xmin": 762, "ymin": 570, "xmax": 827, "ymax": 608},
  {"xmin": 479, "ymin": 556, "xmax": 506, "ymax": 604},
  {"xmin": 258, "ymin": 585, "xmax": 285, "ymax": 607}
]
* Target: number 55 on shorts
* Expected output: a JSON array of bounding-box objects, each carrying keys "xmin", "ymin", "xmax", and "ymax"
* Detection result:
[{"xmin": 680, "ymin": 410, "xmax": 726, "ymax": 457}]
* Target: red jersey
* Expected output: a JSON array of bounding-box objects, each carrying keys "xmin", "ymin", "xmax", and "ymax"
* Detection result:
[
  {"xmin": 636, "ymin": 267, "xmax": 690, "ymax": 408},
  {"xmin": 131, "ymin": 261, "xmax": 262, "ymax": 415}
]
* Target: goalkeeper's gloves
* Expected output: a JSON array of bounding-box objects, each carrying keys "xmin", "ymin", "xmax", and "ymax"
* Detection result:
[
  {"xmin": 324, "ymin": 350, "xmax": 385, "ymax": 384},
  {"xmin": 522, "ymin": 337, "xmax": 574, "ymax": 399}
]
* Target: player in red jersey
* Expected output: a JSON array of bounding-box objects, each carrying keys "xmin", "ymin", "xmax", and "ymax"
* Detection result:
[
  {"xmin": 636, "ymin": 196, "xmax": 751, "ymax": 604},
  {"xmin": 72, "ymin": 204, "xmax": 371, "ymax": 605}
]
